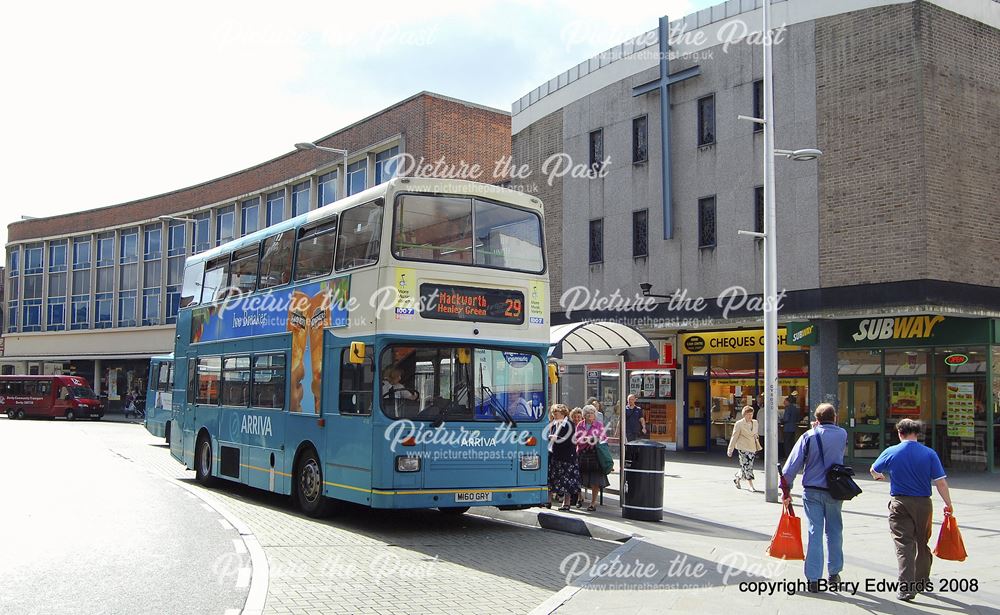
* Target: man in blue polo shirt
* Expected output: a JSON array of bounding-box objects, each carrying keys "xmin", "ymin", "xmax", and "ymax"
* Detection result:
[
  {"xmin": 781, "ymin": 402, "xmax": 849, "ymax": 593},
  {"xmin": 870, "ymin": 418, "xmax": 954, "ymax": 602}
]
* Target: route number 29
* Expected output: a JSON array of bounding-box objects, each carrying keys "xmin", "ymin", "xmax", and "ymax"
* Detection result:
[{"xmin": 504, "ymin": 298, "xmax": 523, "ymax": 318}]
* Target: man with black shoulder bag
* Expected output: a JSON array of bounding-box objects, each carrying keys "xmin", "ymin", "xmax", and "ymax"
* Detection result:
[{"xmin": 781, "ymin": 403, "xmax": 853, "ymax": 593}]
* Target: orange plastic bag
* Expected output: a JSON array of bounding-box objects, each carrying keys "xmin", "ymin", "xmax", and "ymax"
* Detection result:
[
  {"xmin": 767, "ymin": 502, "xmax": 805, "ymax": 560},
  {"xmin": 933, "ymin": 512, "xmax": 968, "ymax": 562}
]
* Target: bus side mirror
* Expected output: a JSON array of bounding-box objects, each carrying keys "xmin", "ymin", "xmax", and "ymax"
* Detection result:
[
  {"xmin": 349, "ymin": 341, "xmax": 366, "ymax": 364},
  {"xmin": 548, "ymin": 364, "xmax": 559, "ymax": 385}
]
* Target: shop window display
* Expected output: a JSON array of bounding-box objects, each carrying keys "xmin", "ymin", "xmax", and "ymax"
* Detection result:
[{"xmin": 933, "ymin": 347, "xmax": 987, "ymax": 470}]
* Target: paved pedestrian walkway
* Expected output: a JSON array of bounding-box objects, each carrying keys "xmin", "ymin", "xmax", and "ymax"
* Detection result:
[
  {"xmin": 95, "ymin": 422, "xmax": 616, "ymax": 615},
  {"xmin": 534, "ymin": 452, "xmax": 999, "ymax": 614}
]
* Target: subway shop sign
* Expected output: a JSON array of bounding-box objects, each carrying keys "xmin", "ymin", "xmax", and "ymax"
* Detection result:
[{"xmin": 838, "ymin": 316, "xmax": 991, "ymax": 348}]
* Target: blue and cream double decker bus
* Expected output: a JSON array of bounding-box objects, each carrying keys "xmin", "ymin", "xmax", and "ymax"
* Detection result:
[
  {"xmin": 144, "ymin": 354, "xmax": 174, "ymax": 441},
  {"xmin": 168, "ymin": 177, "xmax": 550, "ymax": 516}
]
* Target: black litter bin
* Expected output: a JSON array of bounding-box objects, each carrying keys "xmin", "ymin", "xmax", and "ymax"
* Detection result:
[{"xmin": 622, "ymin": 440, "xmax": 666, "ymax": 521}]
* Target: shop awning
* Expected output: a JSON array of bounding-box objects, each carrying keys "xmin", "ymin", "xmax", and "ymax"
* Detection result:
[{"xmin": 549, "ymin": 321, "xmax": 658, "ymax": 365}]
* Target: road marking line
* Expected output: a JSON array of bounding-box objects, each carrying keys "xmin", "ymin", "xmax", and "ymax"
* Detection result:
[
  {"xmin": 224, "ymin": 609, "xmax": 240, "ymax": 615},
  {"xmin": 137, "ymin": 461, "xmax": 269, "ymax": 615},
  {"xmin": 201, "ymin": 503, "xmax": 214, "ymax": 512},
  {"xmin": 218, "ymin": 518, "xmax": 234, "ymax": 531},
  {"xmin": 235, "ymin": 567, "xmax": 251, "ymax": 588},
  {"xmin": 233, "ymin": 538, "xmax": 247, "ymax": 554}
]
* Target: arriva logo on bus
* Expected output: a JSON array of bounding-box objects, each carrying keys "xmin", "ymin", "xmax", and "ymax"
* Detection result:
[
  {"xmin": 241, "ymin": 414, "xmax": 273, "ymax": 437},
  {"xmin": 850, "ymin": 315, "xmax": 945, "ymax": 342}
]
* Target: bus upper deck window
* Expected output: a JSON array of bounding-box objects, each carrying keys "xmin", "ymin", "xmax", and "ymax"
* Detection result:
[
  {"xmin": 180, "ymin": 261, "xmax": 204, "ymax": 308},
  {"xmin": 335, "ymin": 201, "xmax": 382, "ymax": 271}
]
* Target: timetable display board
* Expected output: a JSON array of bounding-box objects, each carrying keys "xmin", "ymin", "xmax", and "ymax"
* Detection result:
[{"xmin": 419, "ymin": 283, "xmax": 525, "ymax": 324}]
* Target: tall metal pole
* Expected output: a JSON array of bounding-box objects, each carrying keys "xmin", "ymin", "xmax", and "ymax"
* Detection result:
[
  {"xmin": 618, "ymin": 353, "xmax": 627, "ymax": 508},
  {"xmin": 762, "ymin": 0, "xmax": 780, "ymax": 503}
]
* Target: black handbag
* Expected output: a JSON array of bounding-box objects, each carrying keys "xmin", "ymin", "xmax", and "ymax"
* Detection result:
[{"xmin": 809, "ymin": 431, "xmax": 863, "ymax": 501}]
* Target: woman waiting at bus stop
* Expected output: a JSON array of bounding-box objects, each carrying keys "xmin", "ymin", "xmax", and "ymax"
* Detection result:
[
  {"xmin": 547, "ymin": 404, "xmax": 580, "ymax": 511},
  {"xmin": 576, "ymin": 405, "xmax": 610, "ymax": 511}
]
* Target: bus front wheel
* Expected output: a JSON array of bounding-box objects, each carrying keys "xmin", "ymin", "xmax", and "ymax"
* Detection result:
[
  {"xmin": 66, "ymin": 409, "xmax": 76, "ymax": 421},
  {"xmin": 195, "ymin": 434, "xmax": 217, "ymax": 487},
  {"xmin": 295, "ymin": 448, "xmax": 333, "ymax": 518}
]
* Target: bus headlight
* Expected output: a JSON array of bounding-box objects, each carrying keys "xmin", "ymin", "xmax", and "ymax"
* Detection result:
[
  {"xmin": 396, "ymin": 456, "xmax": 421, "ymax": 473},
  {"xmin": 520, "ymin": 454, "xmax": 540, "ymax": 471}
]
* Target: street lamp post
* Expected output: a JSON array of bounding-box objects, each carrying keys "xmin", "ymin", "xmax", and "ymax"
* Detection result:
[
  {"xmin": 736, "ymin": 0, "xmax": 822, "ymax": 503},
  {"xmin": 295, "ymin": 142, "xmax": 349, "ymax": 201}
]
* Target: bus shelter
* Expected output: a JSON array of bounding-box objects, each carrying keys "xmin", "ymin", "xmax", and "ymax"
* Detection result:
[{"xmin": 548, "ymin": 321, "xmax": 659, "ymax": 506}]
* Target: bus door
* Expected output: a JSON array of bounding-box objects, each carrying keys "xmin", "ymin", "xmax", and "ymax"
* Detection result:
[
  {"xmin": 323, "ymin": 334, "xmax": 374, "ymax": 506},
  {"xmin": 52, "ymin": 378, "xmax": 72, "ymax": 416},
  {"xmin": 241, "ymin": 352, "xmax": 286, "ymax": 494},
  {"xmin": 179, "ymin": 354, "xmax": 197, "ymax": 466}
]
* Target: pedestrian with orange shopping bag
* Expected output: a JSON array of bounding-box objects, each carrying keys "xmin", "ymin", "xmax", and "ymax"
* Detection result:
[
  {"xmin": 767, "ymin": 467, "xmax": 805, "ymax": 561},
  {"xmin": 870, "ymin": 418, "xmax": 955, "ymax": 602},
  {"xmin": 780, "ymin": 403, "xmax": 848, "ymax": 593}
]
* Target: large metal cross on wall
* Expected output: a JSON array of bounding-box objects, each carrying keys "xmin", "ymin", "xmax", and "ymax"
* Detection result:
[{"xmin": 632, "ymin": 15, "xmax": 701, "ymax": 240}]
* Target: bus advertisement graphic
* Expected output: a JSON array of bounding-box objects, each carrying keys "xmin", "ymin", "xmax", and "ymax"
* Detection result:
[
  {"xmin": 190, "ymin": 276, "xmax": 350, "ymax": 414},
  {"xmin": 191, "ymin": 277, "xmax": 350, "ymax": 345}
]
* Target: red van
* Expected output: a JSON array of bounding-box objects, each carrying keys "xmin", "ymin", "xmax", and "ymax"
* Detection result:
[{"xmin": 1, "ymin": 375, "xmax": 104, "ymax": 420}]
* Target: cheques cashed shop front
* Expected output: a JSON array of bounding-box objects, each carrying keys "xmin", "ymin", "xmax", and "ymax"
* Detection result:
[
  {"xmin": 836, "ymin": 315, "xmax": 1000, "ymax": 472},
  {"xmin": 678, "ymin": 328, "xmax": 809, "ymax": 454}
]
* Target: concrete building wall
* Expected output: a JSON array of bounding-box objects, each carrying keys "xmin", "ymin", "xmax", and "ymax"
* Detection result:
[
  {"xmin": 553, "ymin": 20, "xmax": 821, "ymax": 308},
  {"xmin": 815, "ymin": 1, "xmax": 1000, "ymax": 289},
  {"xmin": 815, "ymin": 4, "xmax": 929, "ymax": 287},
  {"xmin": 920, "ymin": 2, "xmax": 1000, "ymax": 286}
]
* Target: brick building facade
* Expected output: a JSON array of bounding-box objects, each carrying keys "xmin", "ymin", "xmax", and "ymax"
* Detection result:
[
  {"xmin": 2, "ymin": 92, "xmax": 510, "ymax": 409},
  {"xmin": 512, "ymin": 0, "xmax": 1000, "ymax": 469}
]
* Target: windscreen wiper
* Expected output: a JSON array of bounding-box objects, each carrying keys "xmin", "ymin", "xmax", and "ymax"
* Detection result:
[{"xmin": 479, "ymin": 364, "xmax": 517, "ymax": 427}]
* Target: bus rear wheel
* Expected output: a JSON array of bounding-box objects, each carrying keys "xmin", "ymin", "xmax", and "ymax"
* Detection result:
[
  {"xmin": 15, "ymin": 409, "xmax": 26, "ymax": 420},
  {"xmin": 195, "ymin": 434, "xmax": 216, "ymax": 487},
  {"xmin": 6, "ymin": 409, "xmax": 14, "ymax": 420},
  {"xmin": 295, "ymin": 448, "xmax": 333, "ymax": 518}
]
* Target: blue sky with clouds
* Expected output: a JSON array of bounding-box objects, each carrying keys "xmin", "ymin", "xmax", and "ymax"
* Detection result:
[{"xmin": 0, "ymin": 0, "xmax": 718, "ymax": 262}]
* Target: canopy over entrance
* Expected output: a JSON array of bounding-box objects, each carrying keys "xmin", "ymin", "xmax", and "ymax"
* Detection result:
[
  {"xmin": 549, "ymin": 321, "xmax": 658, "ymax": 365},
  {"xmin": 548, "ymin": 321, "xmax": 660, "ymax": 509}
]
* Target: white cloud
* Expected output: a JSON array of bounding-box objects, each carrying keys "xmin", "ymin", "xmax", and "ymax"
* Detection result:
[{"xmin": 0, "ymin": 0, "xmax": 701, "ymax": 262}]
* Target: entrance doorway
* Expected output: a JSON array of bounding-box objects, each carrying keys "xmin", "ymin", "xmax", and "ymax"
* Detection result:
[
  {"xmin": 685, "ymin": 379, "xmax": 708, "ymax": 451},
  {"xmin": 840, "ymin": 378, "xmax": 883, "ymax": 459}
]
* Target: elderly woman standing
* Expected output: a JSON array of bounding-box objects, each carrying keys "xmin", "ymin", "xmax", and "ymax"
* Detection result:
[
  {"xmin": 576, "ymin": 404, "xmax": 610, "ymax": 511},
  {"xmin": 728, "ymin": 405, "xmax": 763, "ymax": 491},
  {"xmin": 547, "ymin": 404, "xmax": 581, "ymax": 511}
]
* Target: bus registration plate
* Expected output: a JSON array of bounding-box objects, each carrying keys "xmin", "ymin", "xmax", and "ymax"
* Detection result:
[{"xmin": 455, "ymin": 491, "xmax": 492, "ymax": 503}]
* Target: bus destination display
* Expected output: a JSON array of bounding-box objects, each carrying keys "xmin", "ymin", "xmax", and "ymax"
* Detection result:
[{"xmin": 419, "ymin": 284, "xmax": 524, "ymax": 324}]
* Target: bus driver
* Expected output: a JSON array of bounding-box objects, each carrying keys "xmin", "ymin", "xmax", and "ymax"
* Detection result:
[{"xmin": 381, "ymin": 366, "xmax": 419, "ymax": 418}]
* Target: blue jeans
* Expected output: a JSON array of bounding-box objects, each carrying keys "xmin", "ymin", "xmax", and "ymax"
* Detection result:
[{"xmin": 802, "ymin": 488, "xmax": 844, "ymax": 581}]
